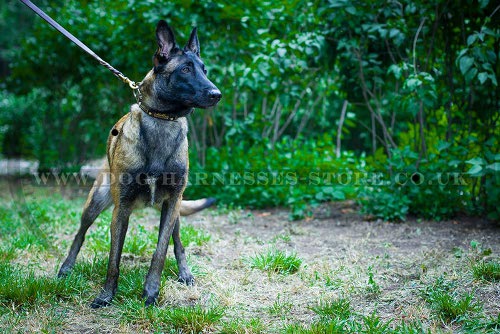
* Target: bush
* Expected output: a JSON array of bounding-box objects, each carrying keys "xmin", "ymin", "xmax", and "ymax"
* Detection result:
[
  {"xmin": 185, "ymin": 135, "xmax": 361, "ymax": 219},
  {"xmin": 358, "ymin": 140, "xmax": 500, "ymax": 221}
]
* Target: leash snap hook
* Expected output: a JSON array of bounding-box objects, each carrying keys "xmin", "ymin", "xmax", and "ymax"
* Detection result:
[{"xmin": 128, "ymin": 80, "xmax": 139, "ymax": 90}]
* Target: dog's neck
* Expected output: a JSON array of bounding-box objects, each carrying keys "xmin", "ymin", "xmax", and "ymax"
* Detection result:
[{"xmin": 135, "ymin": 71, "xmax": 193, "ymax": 121}]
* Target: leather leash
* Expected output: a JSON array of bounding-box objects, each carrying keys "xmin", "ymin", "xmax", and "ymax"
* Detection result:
[{"xmin": 19, "ymin": 0, "xmax": 139, "ymax": 90}]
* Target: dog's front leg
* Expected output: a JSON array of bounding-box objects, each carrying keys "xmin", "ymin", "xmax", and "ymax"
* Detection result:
[
  {"xmin": 143, "ymin": 198, "xmax": 180, "ymax": 306},
  {"xmin": 91, "ymin": 203, "xmax": 131, "ymax": 308}
]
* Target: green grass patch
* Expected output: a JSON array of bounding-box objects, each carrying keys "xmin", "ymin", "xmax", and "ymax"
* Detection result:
[
  {"xmin": 471, "ymin": 260, "xmax": 500, "ymax": 282},
  {"xmin": 119, "ymin": 299, "xmax": 225, "ymax": 333},
  {"xmin": 0, "ymin": 194, "xmax": 83, "ymax": 252},
  {"xmin": 0, "ymin": 245, "xmax": 16, "ymax": 262},
  {"xmin": 284, "ymin": 319, "xmax": 346, "ymax": 334},
  {"xmin": 219, "ymin": 318, "xmax": 266, "ymax": 333},
  {"xmin": 0, "ymin": 262, "xmax": 87, "ymax": 309},
  {"xmin": 250, "ymin": 248, "xmax": 302, "ymax": 275},
  {"xmin": 285, "ymin": 314, "xmax": 433, "ymax": 334},
  {"xmin": 393, "ymin": 320, "xmax": 432, "ymax": 334},
  {"xmin": 179, "ymin": 225, "xmax": 211, "ymax": 246},
  {"xmin": 421, "ymin": 277, "xmax": 483, "ymax": 323},
  {"xmin": 366, "ymin": 265, "xmax": 381, "ymax": 296},
  {"xmin": 268, "ymin": 294, "xmax": 293, "ymax": 319},
  {"xmin": 310, "ymin": 297, "xmax": 352, "ymax": 321},
  {"xmin": 358, "ymin": 312, "xmax": 393, "ymax": 333},
  {"xmin": 162, "ymin": 305, "xmax": 225, "ymax": 333}
]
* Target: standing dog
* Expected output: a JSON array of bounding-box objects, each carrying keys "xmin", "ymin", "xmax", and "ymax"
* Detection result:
[{"xmin": 57, "ymin": 20, "xmax": 221, "ymax": 308}]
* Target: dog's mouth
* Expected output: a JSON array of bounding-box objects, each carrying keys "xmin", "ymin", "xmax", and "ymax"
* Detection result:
[
  {"xmin": 185, "ymin": 98, "xmax": 221, "ymax": 109},
  {"xmin": 198, "ymin": 100, "xmax": 221, "ymax": 109}
]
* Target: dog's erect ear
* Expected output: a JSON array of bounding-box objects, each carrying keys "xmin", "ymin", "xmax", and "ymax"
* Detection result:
[
  {"xmin": 184, "ymin": 27, "xmax": 200, "ymax": 57},
  {"xmin": 155, "ymin": 20, "xmax": 176, "ymax": 65}
]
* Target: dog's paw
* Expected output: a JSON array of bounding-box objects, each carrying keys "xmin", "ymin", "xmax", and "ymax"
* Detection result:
[
  {"xmin": 142, "ymin": 289, "xmax": 159, "ymax": 307},
  {"xmin": 178, "ymin": 274, "xmax": 195, "ymax": 286},
  {"xmin": 57, "ymin": 269, "xmax": 69, "ymax": 278},
  {"xmin": 144, "ymin": 296, "xmax": 157, "ymax": 307},
  {"xmin": 57, "ymin": 265, "xmax": 72, "ymax": 278},
  {"xmin": 90, "ymin": 290, "xmax": 114, "ymax": 309},
  {"xmin": 90, "ymin": 297, "xmax": 111, "ymax": 309}
]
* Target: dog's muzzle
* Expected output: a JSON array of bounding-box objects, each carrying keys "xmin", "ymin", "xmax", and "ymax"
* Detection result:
[{"xmin": 207, "ymin": 89, "xmax": 222, "ymax": 102}]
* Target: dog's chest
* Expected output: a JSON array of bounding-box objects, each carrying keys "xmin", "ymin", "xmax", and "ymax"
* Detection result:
[{"xmin": 120, "ymin": 114, "xmax": 189, "ymax": 205}]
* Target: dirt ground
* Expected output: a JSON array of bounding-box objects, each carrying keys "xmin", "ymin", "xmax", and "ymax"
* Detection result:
[{"xmin": 165, "ymin": 201, "xmax": 500, "ymax": 330}]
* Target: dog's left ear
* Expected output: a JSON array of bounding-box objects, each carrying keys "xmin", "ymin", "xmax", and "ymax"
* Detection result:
[
  {"xmin": 155, "ymin": 20, "xmax": 176, "ymax": 66},
  {"xmin": 184, "ymin": 27, "xmax": 200, "ymax": 57}
]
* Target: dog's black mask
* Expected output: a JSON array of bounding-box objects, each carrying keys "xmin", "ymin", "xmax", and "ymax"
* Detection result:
[{"xmin": 152, "ymin": 20, "xmax": 221, "ymax": 112}]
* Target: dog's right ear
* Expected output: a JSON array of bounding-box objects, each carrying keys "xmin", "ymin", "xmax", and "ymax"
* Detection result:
[{"xmin": 154, "ymin": 20, "xmax": 176, "ymax": 66}]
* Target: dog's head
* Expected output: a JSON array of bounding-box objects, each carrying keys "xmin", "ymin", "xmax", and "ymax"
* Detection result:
[{"xmin": 149, "ymin": 20, "xmax": 221, "ymax": 113}]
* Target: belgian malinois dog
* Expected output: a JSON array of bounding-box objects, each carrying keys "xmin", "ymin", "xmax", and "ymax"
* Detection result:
[{"xmin": 57, "ymin": 20, "xmax": 221, "ymax": 308}]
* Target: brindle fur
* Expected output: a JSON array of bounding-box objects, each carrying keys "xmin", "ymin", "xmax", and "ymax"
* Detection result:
[{"xmin": 57, "ymin": 20, "xmax": 221, "ymax": 308}]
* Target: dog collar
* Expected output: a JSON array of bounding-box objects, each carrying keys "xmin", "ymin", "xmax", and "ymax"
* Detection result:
[
  {"xmin": 133, "ymin": 86, "xmax": 191, "ymax": 121},
  {"xmin": 137, "ymin": 101, "xmax": 179, "ymax": 121}
]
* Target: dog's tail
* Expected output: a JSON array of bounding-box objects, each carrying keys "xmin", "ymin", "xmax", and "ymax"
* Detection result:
[{"xmin": 180, "ymin": 198, "xmax": 216, "ymax": 216}]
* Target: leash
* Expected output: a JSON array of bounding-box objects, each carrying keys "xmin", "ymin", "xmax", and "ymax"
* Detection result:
[
  {"xmin": 19, "ymin": 0, "xmax": 138, "ymax": 90},
  {"xmin": 19, "ymin": 0, "xmax": 185, "ymax": 121}
]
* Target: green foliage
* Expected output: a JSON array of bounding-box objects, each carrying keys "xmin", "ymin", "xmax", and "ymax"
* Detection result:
[
  {"xmin": 185, "ymin": 135, "xmax": 360, "ymax": 218},
  {"xmin": 249, "ymin": 248, "xmax": 302, "ymax": 275},
  {"xmin": 358, "ymin": 185, "xmax": 410, "ymax": 222},
  {"xmin": 359, "ymin": 139, "xmax": 500, "ymax": 221},
  {"xmin": 1, "ymin": 0, "xmax": 499, "ymax": 220},
  {"xmin": 326, "ymin": 0, "xmax": 499, "ymax": 221}
]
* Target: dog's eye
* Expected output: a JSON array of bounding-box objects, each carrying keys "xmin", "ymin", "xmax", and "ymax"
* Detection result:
[{"xmin": 181, "ymin": 66, "xmax": 191, "ymax": 74}]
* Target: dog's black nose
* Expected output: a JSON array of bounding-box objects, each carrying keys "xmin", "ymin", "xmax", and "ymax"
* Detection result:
[{"xmin": 208, "ymin": 89, "xmax": 222, "ymax": 101}]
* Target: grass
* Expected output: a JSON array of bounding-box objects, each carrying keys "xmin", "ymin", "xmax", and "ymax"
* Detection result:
[
  {"xmin": 471, "ymin": 260, "xmax": 500, "ymax": 282},
  {"xmin": 284, "ymin": 319, "xmax": 346, "ymax": 334},
  {"xmin": 359, "ymin": 312, "xmax": 393, "ymax": 333},
  {"xmin": 219, "ymin": 318, "xmax": 266, "ymax": 333},
  {"xmin": 421, "ymin": 276, "xmax": 483, "ymax": 323},
  {"xmin": 249, "ymin": 248, "xmax": 302, "ymax": 275},
  {"xmin": 309, "ymin": 297, "xmax": 352, "ymax": 321},
  {"xmin": 0, "ymin": 179, "xmax": 498, "ymax": 333},
  {"xmin": 267, "ymin": 294, "xmax": 294, "ymax": 318},
  {"xmin": 178, "ymin": 225, "xmax": 212, "ymax": 246},
  {"xmin": 284, "ymin": 311, "xmax": 395, "ymax": 334},
  {"xmin": 119, "ymin": 299, "xmax": 225, "ymax": 332},
  {"xmin": 366, "ymin": 265, "xmax": 381, "ymax": 296},
  {"xmin": 0, "ymin": 262, "xmax": 88, "ymax": 308}
]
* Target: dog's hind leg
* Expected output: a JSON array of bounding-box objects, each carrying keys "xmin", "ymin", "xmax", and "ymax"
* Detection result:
[
  {"xmin": 172, "ymin": 218, "xmax": 194, "ymax": 285},
  {"xmin": 58, "ymin": 171, "xmax": 112, "ymax": 278}
]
